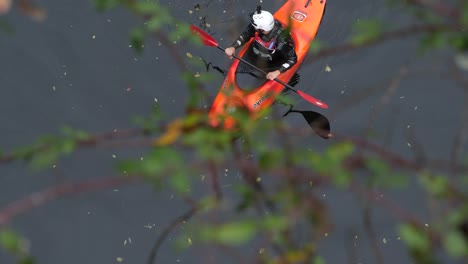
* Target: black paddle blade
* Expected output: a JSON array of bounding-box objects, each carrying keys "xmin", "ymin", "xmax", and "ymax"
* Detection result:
[
  {"xmin": 284, "ymin": 109, "xmax": 332, "ymax": 139},
  {"xmin": 300, "ymin": 111, "xmax": 331, "ymax": 139}
]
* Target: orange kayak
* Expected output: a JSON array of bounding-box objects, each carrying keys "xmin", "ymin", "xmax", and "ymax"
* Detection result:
[{"xmin": 208, "ymin": 0, "xmax": 327, "ymax": 130}]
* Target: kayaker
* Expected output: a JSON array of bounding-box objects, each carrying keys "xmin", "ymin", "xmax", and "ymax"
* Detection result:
[{"xmin": 225, "ymin": 6, "xmax": 298, "ymax": 81}]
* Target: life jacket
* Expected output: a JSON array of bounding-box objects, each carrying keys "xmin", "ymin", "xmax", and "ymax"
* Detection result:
[
  {"xmin": 252, "ymin": 22, "xmax": 282, "ymax": 58},
  {"xmin": 254, "ymin": 32, "xmax": 276, "ymax": 52}
]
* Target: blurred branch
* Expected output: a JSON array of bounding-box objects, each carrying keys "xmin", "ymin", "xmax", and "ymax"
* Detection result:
[{"xmin": 0, "ymin": 176, "xmax": 139, "ymax": 226}]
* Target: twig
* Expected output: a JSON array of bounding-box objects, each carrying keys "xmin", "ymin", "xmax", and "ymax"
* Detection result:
[
  {"xmin": 208, "ymin": 160, "xmax": 223, "ymax": 200},
  {"xmin": 362, "ymin": 204, "xmax": 384, "ymax": 264},
  {"xmin": 147, "ymin": 204, "xmax": 198, "ymax": 264}
]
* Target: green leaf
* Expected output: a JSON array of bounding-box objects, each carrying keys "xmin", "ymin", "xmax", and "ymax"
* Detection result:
[
  {"xmin": 366, "ymin": 158, "xmax": 409, "ymax": 188},
  {"xmin": 419, "ymin": 173, "xmax": 449, "ymax": 197},
  {"xmin": 60, "ymin": 126, "xmax": 90, "ymax": 141},
  {"xmin": 132, "ymin": 104, "xmax": 163, "ymax": 134},
  {"xmin": 213, "ymin": 221, "xmax": 257, "ymax": 245},
  {"xmin": 450, "ymin": 34, "xmax": 468, "ymax": 52},
  {"xmin": 93, "ymin": 0, "xmax": 121, "ymax": 12},
  {"xmin": 261, "ymin": 215, "xmax": 288, "ymax": 231},
  {"xmin": 30, "ymin": 150, "xmax": 59, "ymax": 170},
  {"xmin": 145, "ymin": 15, "xmax": 164, "ymax": 32},
  {"xmin": 326, "ymin": 141, "xmax": 354, "ymax": 162},
  {"xmin": 19, "ymin": 256, "xmax": 35, "ymax": 264},
  {"xmin": 322, "ymin": 142, "xmax": 354, "ymax": 187},
  {"xmin": 133, "ymin": 1, "xmax": 159, "ymax": 15},
  {"xmin": 313, "ymin": 256, "xmax": 326, "ymax": 264},
  {"xmin": 0, "ymin": 229, "xmax": 21, "ymax": 253},
  {"xmin": 419, "ymin": 31, "xmax": 447, "ymax": 55},
  {"xmin": 399, "ymin": 224, "xmax": 430, "ymax": 252},
  {"xmin": 118, "ymin": 147, "xmax": 183, "ymax": 177},
  {"xmin": 259, "ymin": 149, "xmax": 284, "ymax": 169},
  {"xmin": 169, "ymin": 171, "xmax": 190, "ymax": 194},
  {"xmin": 309, "ymin": 39, "xmax": 326, "ymax": 54},
  {"xmin": 182, "ymin": 128, "xmax": 233, "ymax": 161},
  {"xmin": 443, "ymin": 230, "xmax": 468, "ymax": 258},
  {"xmin": 130, "ymin": 27, "xmax": 145, "ymax": 54},
  {"xmin": 351, "ymin": 19, "xmax": 382, "ymax": 45},
  {"xmin": 0, "ymin": 19, "xmax": 14, "ymax": 35}
]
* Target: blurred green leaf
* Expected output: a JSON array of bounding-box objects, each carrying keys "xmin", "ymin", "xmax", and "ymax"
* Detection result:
[
  {"xmin": 313, "ymin": 256, "xmax": 326, "ymax": 264},
  {"xmin": 310, "ymin": 142, "xmax": 354, "ymax": 187},
  {"xmin": 93, "ymin": 0, "xmax": 121, "ymax": 11},
  {"xmin": 198, "ymin": 196, "xmax": 218, "ymax": 212},
  {"xmin": 60, "ymin": 126, "xmax": 90, "ymax": 141},
  {"xmin": 419, "ymin": 173, "xmax": 449, "ymax": 197},
  {"xmin": 118, "ymin": 147, "xmax": 184, "ymax": 181},
  {"xmin": 262, "ymin": 215, "xmax": 289, "ymax": 231},
  {"xmin": 29, "ymin": 150, "xmax": 59, "ymax": 170},
  {"xmin": 19, "ymin": 256, "xmax": 35, "ymax": 264},
  {"xmin": 182, "ymin": 127, "xmax": 233, "ymax": 161},
  {"xmin": 419, "ymin": 31, "xmax": 447, "ymax": 54},
  {"xmin": 210, "ymin": 221, "xmax": 257, "ymax": 245},
  {"xmin": 259, "ymin": 149, "xmax": 284, "ymax": 169},
  {"xmin": 443, "ymin": 230, "xmax": 468, "ymax": 258},
  {"xmin": 351, "ymin": 19, "xmax": 382, "ymax": 45},
  {"xmin": 309, "ymin": 39, "xmax": 326, "ymax": 54},
  {"xmin": 0, "ymin": 19, "xmax": 14, "ymax": 35},
  {"xmin": 399, "ymin": 224, "xmax": 430, "ymax": 252},
  {"xmin": 450, "ymin": 34, "xmax": 468, "ymax": 52},
  {"xmin": 145, "ymin": 15, "xmax": 164, "ymax": 32},
  {"xmin": 235, "ymin": 184, "xmax": 257, "ymax": 212},
  {"xmin": 366, "ymin": 158, "xmax": 409, "ymax": 188},
  {"xmin": 169, "ymin": 171, "xmax": 191, "ymax": 194},
  {"xmin": 130, "ymin": 26, "xmax": 145, "ymax": 54},
  {"xmin": 0, "ymin": 229, "xmax": 21, "ymax": 253},
  {"xmin": 132, "ymin": 103, "xmax": 163, "ymax": 134},
  {"xmin": 133, "ymin": 1, "xmax": 159, "ymax": 15}
]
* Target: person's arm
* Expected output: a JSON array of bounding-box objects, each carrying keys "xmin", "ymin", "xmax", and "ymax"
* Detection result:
[
  {"xmin": 225, "ymin": 24, "xmax": 256, "ymax": 57},
  {"xmin": 231, "ymin": 24, "xmax": 256, "ymax": 48},
  {"xmin": 276, "ymin": 32, "xmax": 297, "ymax": 73}
]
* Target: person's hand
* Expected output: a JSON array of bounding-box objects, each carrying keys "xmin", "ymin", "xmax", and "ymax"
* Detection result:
[
  {"xmin": 266, "ymin": 70, "xmax": 281, "ymax": 80},
  {"xmin": 225, "ymin": 47, "xmax": 235, "ymax": 59}
]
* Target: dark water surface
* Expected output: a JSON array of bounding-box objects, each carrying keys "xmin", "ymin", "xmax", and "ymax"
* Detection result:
[{"xmin": 1, "ymin": 0, "xmax": 465, "ymax": 263}]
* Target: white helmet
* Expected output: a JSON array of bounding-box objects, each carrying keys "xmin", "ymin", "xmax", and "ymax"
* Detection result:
[{"xmin": 251, "ymin": 10, "xmax": 274, "ymax": 32}]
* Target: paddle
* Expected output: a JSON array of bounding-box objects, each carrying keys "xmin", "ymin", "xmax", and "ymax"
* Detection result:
[
  {"xmin": 190, "ymin": 25, "xmax": 328, "ymax": 109},
  {"xmin": 283, "ymin": 106, "xmax": 332, "ymax": 139}
]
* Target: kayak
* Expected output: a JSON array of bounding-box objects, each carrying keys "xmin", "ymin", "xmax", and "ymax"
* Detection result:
[{"xmin": 207, "ymin": 0, "xmax": 327, "ymax": 130}]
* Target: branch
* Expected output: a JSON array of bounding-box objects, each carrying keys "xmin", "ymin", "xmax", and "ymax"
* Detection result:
[{"xmin": 0, "ymin": 176, "xmax": 139, "ymax": 226}]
